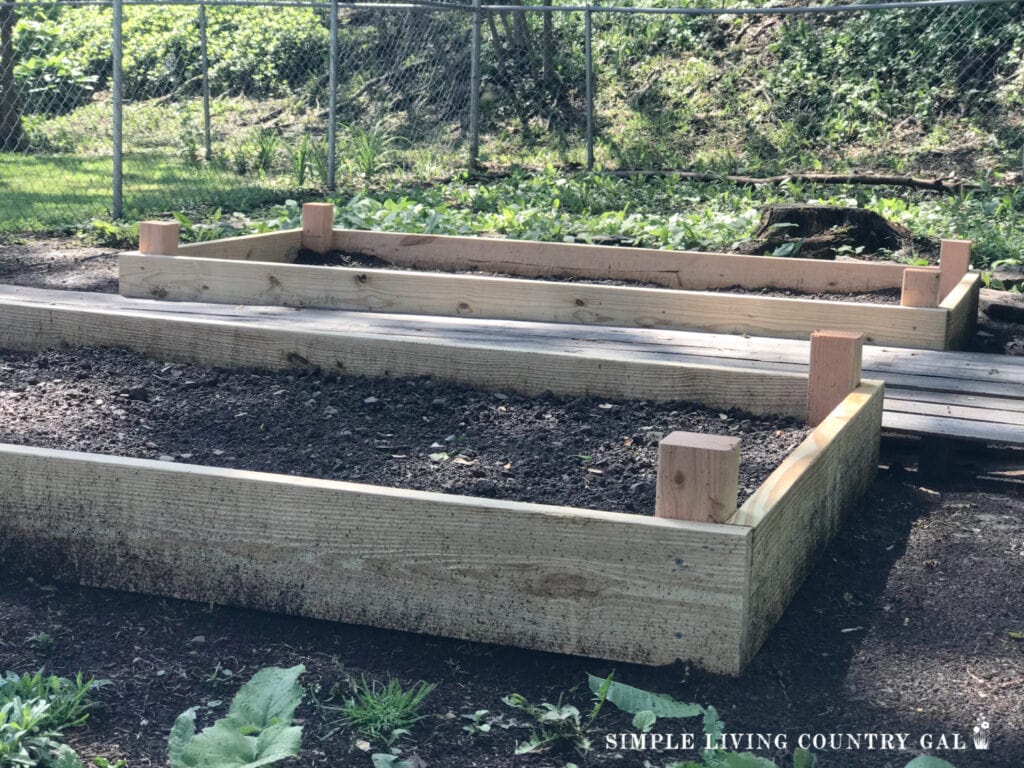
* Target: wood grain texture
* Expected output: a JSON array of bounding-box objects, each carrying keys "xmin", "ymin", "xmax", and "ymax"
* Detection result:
[
  {"xmin": 807, "ymin": 331, "xmax": 863, "ymax": 427},
  {"xmin": 939, "ymin": 239, "xmax": 972, "ymax": 301},
  {"xmin": 117, "ymin": 252, "xmax": 950, "ymax": 348},
  {"xmin": 0, "ymin": 443, "xmax": 752, "ymax": 672},
  {"xmin": 942, "ymin": 272, "xmax": 981, "ymax": 350},
  {"xmin": 901, "ymin": 267, "xmax": 940, "ymax": 308},
  {"xmin": 138, "ymin": 221, "xmax": 179, "ymax": 255},
  {"xmin": 0, "ymin": 285, "xmax": 810, "ymax": 417},
  {"xmin": 655, "ymin": 433, "xmax": 741, "ymax": 524},
  {"xmin": 176, "ymin": 230, "xmax": 302, "ymax": 263},
  {"xmin": 332, "ymin": 229, "xmax": 910, "ymax": 292},
  {"xmin": 732, "ymin": 383, "xmax": 883, "ymax": 664}
]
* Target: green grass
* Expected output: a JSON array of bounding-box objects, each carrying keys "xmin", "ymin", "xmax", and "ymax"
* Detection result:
[{"xmin": 0, "ymin": 151, "xmax": 292, "ymax": 230}]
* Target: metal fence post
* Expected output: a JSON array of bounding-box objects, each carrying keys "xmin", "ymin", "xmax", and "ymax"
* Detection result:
[
  {"xmin": 199, "ymin": 2, "xmax": 211, "ymax": 161},
  {"xmin": 584, "ymin": 4, "xmax": 594, "ymax": 170},
  {"xmin": 327, "ymin": 0, "xmax": 339, "ymax": 191},
  {"xmin": 112, "ymin": 0, "xmax": 123, "ymax": 218},
  {"xmin": 468, "ymin": 0, "xmax": 482, "ymax": 169}
]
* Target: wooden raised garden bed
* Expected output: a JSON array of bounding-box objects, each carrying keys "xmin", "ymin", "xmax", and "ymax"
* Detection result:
[
  {"xmin": 0, "ymin": 286, "xmax": 882, "ymax": 675},
  {"xmin": 116, "ymin": 204, "xmax": 980, "ymax": 350}
]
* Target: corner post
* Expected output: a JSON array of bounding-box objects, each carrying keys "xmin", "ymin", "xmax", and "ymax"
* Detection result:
[
  {"xmin": 301, "ymin": 203, "xmax": 335, "ymax": 254},
  {"xmin": 655, "ymin": 432, "xmax": 741, "ymax": 524},
  {"xmin": 900, "ymin": 267, "xmax": 941, "ymax": 308},
  {"xmin": 939, "ymin": 238, "xmax": 971, "ymax": 301},
  {"xmin": 138, "ymin": 221, "xmax": 180, "ymax": 255},
  {"xmin": 807, "ymin": 330, "xmax": 864, "ymax": 427}
]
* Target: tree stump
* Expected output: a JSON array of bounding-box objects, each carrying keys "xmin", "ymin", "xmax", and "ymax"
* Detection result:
[{"xmin": 738, "ymin": 204, "xmax": 916, "ymax": 260}]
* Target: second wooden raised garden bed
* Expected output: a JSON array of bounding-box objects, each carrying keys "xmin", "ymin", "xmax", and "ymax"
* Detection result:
[{"xmin": 116, "ymin": 204, "xmax": 980, "ymax": 350}]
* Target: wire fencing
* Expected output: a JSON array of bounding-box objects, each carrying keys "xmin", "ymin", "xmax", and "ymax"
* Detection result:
[{"xmin": 0, "ymin": 0, "xmax": 1021, "ymax": 230}]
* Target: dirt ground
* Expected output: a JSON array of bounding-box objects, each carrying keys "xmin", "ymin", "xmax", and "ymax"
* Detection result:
[{"xmin": 0, "ymin": 237, "xmax": 1022, "ymax": 768}]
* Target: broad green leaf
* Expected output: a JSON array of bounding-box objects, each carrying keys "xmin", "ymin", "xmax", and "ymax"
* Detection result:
[
  {"xmin": 225, "ymin": 665, "xmax": 305, "ymax": 730},
  {"xmin": 49, "ymin": 744, "xmax": 85, "ymax": 768},
  {"xmin": 792, "ymin": 748, "xmax": 817, "ymax": 768},
  {"xmin": 587, "ymin": 675, "xmax": 704, "ymax": 719},
  {"xmin": 168, "ymin": 708, "xmax": 197, "ymax": 768},
  {"xmin": 632, "ymin": 710, "xmax": 657, "ymax": 732},
  {"xmin": 903, "ymin": 758, "xmax": 958, "ymax": 768},
  {"xmin": 720, "ymin": 752, "xmax": 781, "ymax": 768}
]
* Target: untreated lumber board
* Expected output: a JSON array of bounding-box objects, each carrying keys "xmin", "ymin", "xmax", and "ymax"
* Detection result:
[
  {"xmin": 0, "ymin": 286, "xmax": 809, "ymax": 418},
  {"xmin": 883, "ymin": 398, "xmax": 1024, "ymax": 427},
  {"xmin": 329, "ymin": 229, "xmax": 911, "ymax": 293},
  {"xmin": 118, "ymin": 254, "xmax": 949, "ymax": 348},
  {"xmin": 733, "ymin": 384, "xmax": 883, "ymax": 660},
  {"xmin": 942, "ymin": 272, "xmax": 981, "ymax": 349},
  {"xmin": 882, "ymin": 412, "xmax": 1024, "ymax": 444},
  {"xmin": 0, "ymin": 443, "xmax": 751, "ymax": 672},
  {"xmin": 176, "ymin": 230, "xmax": 301, "ymax": 263}
]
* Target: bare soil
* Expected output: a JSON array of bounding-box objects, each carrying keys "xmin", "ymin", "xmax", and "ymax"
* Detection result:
[
  {"xmin": 1, "ymin": 236, "xmax": 1023, "ymax": 768},
  {"xmin": 0, "ymin": 346, "xmax": 807, "ymax": 512}
]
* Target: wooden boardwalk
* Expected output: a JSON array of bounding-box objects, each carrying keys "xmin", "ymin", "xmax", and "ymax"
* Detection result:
[{"xmin": 0, "ymin": 285, "xmax": 1021, "ymax": 445}]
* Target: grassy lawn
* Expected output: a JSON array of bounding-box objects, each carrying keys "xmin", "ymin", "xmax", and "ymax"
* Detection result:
[{"xmin": 0, "ymin": 152, "xmax": 293, "ymax": 231}]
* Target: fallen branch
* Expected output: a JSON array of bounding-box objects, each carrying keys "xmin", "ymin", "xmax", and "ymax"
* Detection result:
[{"xmin": 606, "ymin": 170, "xmax": 985, "ymax": 194}]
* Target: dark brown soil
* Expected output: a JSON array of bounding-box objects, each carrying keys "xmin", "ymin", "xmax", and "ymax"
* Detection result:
[
  {"xmin": 707, "ymin": 285, "xmax": 903, "ymax": 304},
  {"xmin": 0, "ymin": 346, "xmax": 807, "ymax": 512},
  {"xmin": 295, "ymin": 249, "xmax": 907, "ymax": 302}
]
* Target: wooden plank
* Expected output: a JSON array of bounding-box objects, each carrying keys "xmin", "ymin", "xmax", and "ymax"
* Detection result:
[
  {"xmin": 882, "ymin": 412, "xmax": 1024, "ymax": 444},
  {"xmin": 0, "ymin": 287, "xmax": 811, "ymax": 418},
  {"xmin": 117, "ymin": 253, "xmax": 950, "ymax": 348},
  {"xmin": 332, "ymin": 229, "xmax": 910, "ymax": 292},
  {"xmin": 942, "ymin": 272, "xmax": 981, "ymax": 350},
  {"xmin": 0, "ymin": 442, "xmax": 752, "ymax": 672},
  {"xmin": 176, "ymin": 230, "xmax": 302, "ymax": 263},
  {"xmin": 883, "ymin": 398, "xmax": 1024, "ymax": 427},
  {"xmin": 655, "ymin": 433, "xmax": 741, "ymax": 524},
  {"xmin": 886, "ymin": 388, "xmax": 1024, "ymax": 415},
  {"xmin": 735, "ymin": 383, "xmax": 883, "ymax": 664}
]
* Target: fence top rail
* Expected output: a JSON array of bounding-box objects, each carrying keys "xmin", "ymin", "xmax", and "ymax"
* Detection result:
[{"xmin": 5, "ymin": 0, "xmax": 1021, "ymax": 12}]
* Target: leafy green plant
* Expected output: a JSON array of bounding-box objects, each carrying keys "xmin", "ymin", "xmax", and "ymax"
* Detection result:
[
  {"xmin": 0, "ymin": 671, "xmax": 109, "ymax": 768},
  {"xmin": 289, "ymin": 134, "xmax": 314, "ymax": 187},
  {"xmin": 335, "ymin": 676, "xmax": 435, "ymax": 748},
  {"xmin": 502, "ymin": 673, "xmax": 612, "ymax": 757},
  {"xmin": 253, "ymin": 128, "xmax": 280, "ymax": 177},
  {"xmin": 342, "ymin": 125, "xmax": 406, "ymax": 188},
  {"xmin": 460, "ymin": 709, "xmax": 518, "ymax": 736},
  {"xmin": 25, "ymin": 634, "xmax": 55, "ymax": 657},
  {"xmin": 168, "ymin": 664, "xmax": 305, "ymax": 768}
]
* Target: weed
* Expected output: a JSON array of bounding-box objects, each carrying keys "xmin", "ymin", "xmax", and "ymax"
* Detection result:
[
  {"xmin": 0, "ymin": 671, "xmax": 109, "ymax": 768},
  {"xmin": 315, "ymin": 675, "xmax": 435, "ymax": 748},
  {"xmin": 342, "ymin": 125, "xmax": 406, "ymax": 188},
  {"xmin": 502, "ymin": 673, "xmax": 612, "ymax": 757},
  {"xmin": 25, "ymin": 633, "xmax": 56, "ymax": 657},
  {"xmin": 253, "ymin": 128, "xmax": 280, "ymax": 177}
]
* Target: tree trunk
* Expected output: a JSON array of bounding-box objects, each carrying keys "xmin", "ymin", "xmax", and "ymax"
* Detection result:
[{"xmin": 0, "ymin": 2, "xmax": 23, "ymax": 151}]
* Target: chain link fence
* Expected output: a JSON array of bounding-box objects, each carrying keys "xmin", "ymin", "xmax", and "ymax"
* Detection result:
[{"xmin": 1, "ymin": 0, "xmax": 1021, "ymax": 230}]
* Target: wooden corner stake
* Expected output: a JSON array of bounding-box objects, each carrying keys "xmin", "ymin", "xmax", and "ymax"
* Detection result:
[
  {"xmin": 655, "ymin": 432, "xmax": 741, "ymax": 524},
  {"xmin": 939, "ymin": 238, "xmax": 971, "ymax": 301},
  {"xmin": 138, "ymin": 221, "xmax": 179, "ymax": 255},
  {"xmin": 302, "ymin": 202, "xmax": 335, "ymax": 254},
  {"xmin": 807, "ymin": 330, "xmax": 864, "ymax": 427},
  {"xmin": 900, "ymin": 267, "xmax": 941, "ymax": 308}
]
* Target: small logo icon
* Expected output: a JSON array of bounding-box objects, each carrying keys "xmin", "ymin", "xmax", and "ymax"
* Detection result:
[{"xmin": 972, "ymin": 714, "xmax": 991, "ymax": 750}]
